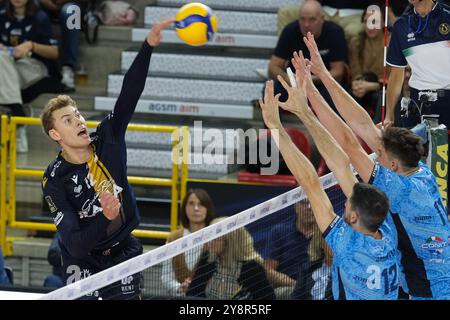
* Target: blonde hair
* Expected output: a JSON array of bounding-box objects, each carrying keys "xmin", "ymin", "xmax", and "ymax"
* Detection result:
[
  {"xmin": 209, "ymin": 217, "xmax": 264, "ymax": 267},
  {"xmin": 40, "ymin": 95, "xmax": 77, "ymax": 136}
]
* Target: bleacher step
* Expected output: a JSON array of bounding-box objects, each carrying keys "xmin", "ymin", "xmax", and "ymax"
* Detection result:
[
  {"xmin": 145, "ymin": 6, "xmax": 278, "ymax": 35},
  {"xmin": 127, "ymin": 148, "xmax": 234, "ymax": 174},
  {"xmin": 106, "ymin": 74, "xmax": 263, "ymax": 105},
  {"xmin": 95, "ymin": 96, "xmax": 253, "ymax": 119},
  {"xmin": 132, "ymin": 28, "xmax": 277, "ymax": 49},
  {"xmin": 125, "ymin": 126, "xmax": 245, "ymax": 153},
  {"xmin": 122, "ymin": 51, "xmax": 268, "ymax": 82},
  {"xmin": 156, "ymin": 0, "xmax": 300, "ymax": 13}
]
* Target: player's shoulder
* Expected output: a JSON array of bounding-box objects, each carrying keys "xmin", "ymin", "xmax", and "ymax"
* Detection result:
[
  {"xmin": 379, "ymin": 219, "xmax": 398, "ymax": 244},
  {"xmin": 42, "ymin": 156, "xmax": 67, "ymax": 187},
  {"xmin": 438, "ymin": 2, "xmax": 450, "ymax": 14},
  {"xmin": 323, "ymin": 20, "xmax": 345, "ymax": 35},
  {"xmin": 391, "ymin": 13, "xmax": 409, "ymax": 33},
  {"xmin": 324, "ymin": 215, "xmax": 347, "ymax": 240}
]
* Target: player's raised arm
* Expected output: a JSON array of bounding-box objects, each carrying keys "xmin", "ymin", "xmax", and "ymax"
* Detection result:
[
  {"xmin": 303, "ymin": 32, "xmax": 382, "ymax": 153},
  {"xmin": 259, "ymin": 81, "xmax": 336, "ymax": 233},
  {"xmin": 277, "ymin": 73, "xmax": 358, "ymax": 197},
  {"xmin": 287, "ymin": 51, "xmax": 375, "ymax": 183},
  {"xmin": 112, "ymin": 18, "xmax": 175, "ymax": 136}
]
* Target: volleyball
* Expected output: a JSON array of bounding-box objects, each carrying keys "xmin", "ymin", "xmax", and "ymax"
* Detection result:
[{"xmin": 174, "ymin": 2, "xmax": 218, "ymax": 46}]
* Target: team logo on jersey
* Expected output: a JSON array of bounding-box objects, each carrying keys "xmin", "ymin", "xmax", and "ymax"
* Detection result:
[
  {"xmin": 92, "ymin": 205, "xmax": 103, "ymax": 215},
  {"xmin": 407, "ymin": 32, "xmax": 416, "ymax": 42},
  {"xmin": 50, "ymin": 161, "xmax": 62, "ymax": 177},
  {"xmin": 45, "ymin": 196, "xmax": 58, "ymax": 213},
  {"xmin": 74, "ymin": 185, "xmax": 82, "ymax": 195},
  {"xmin": 42, "ymin": 177, "xmax": 48, "ymax": 188},
  {"xmin": 79, "ymin": 198, "xmax": 102, "ymax": 219},
  {"xmin": 439, "ymin": 23, "xmax": 449, "ymax": 36},
  {"xmin": 422, "ymin": 236, "xmax": 447, "ymax": 262}
]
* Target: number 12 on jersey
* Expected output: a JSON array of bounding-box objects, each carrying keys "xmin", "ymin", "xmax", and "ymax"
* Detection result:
[{"xmin": 367, "ymin": 264, "xmax": 398, "ymax": 294}]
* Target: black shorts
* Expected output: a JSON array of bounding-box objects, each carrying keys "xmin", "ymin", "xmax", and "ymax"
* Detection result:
[
  {"xmin": 403, "ymin": 88, "xmax": 450, "ymax": 130},
  {"xmin": 61, "ymin": 235, "xmax": 143, "ymax": 300}
]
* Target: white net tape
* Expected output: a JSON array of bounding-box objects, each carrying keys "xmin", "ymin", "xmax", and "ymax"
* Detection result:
[{"xmin": 39, "ymin": 155, "xmax": 375, "ymax": 300}]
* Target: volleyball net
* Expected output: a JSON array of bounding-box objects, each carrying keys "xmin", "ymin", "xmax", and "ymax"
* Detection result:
[{"xmin": 39, "ymin": 170, "xmax": 347, "ymax": 300}]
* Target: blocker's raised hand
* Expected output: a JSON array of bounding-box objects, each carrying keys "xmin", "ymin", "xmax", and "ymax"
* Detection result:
[{"xmin": 259, "ymin": 80, "xmax": 283, "ymax": 130}]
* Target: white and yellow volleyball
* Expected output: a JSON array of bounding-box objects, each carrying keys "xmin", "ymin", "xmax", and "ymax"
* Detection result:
[{"xmin": 175, "ymin": 2, "xmax": 218, "ymax": 46}]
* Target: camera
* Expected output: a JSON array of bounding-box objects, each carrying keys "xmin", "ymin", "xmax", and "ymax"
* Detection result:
[
  {"xmin": 400, "ymin": 97, "xmax": 419, "ymax": 118},
  {"xmin": 418, "ymin": 91, "xmax": 438, "ymax": 103}
]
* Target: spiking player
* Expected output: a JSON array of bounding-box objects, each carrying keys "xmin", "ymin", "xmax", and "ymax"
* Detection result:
[{"xmin": 40, "ymin": 18, "xmax": 174, "ymax": 299}]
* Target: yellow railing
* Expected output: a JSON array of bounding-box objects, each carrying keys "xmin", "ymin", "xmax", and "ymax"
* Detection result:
[
  {"xmin": 0, "ymin": 116, "xmax": 8, "ymax": 253},
  {"xmin": 0, "ymin": 115, "xmax": 189, "ymax": 255}
]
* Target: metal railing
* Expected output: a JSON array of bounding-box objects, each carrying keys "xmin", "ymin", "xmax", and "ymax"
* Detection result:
[{"xmin": 0, "ymin": 115, "xmax": 189, "ymax": 255}]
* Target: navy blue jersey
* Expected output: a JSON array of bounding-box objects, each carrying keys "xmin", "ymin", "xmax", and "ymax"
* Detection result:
[
  {"xmin": 265, "ymin": 219, "xmax": 311, "ymax": 280},
  {"xmin": 386, "ymin": 2, "xmax": 450, "ymax": 90},
  {"xmin": 322, "ymin": 0, "xmax": 378, "ymax": 10},
  {"xmin": 370, "ymin": 162, "xmax": 450, "ymax": 299},
  {"xmin": 42, "ymin": 41, "xmax": 153, "ymax": 259},
  {"xmin": 0, "ymin": 9, "xmax": 58, "ymax": 68},
  {"xmin": 324, "ymin": 216, "xmax": 399, "ymax": 300}
]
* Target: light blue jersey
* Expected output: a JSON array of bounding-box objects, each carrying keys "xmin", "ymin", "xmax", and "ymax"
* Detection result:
[
  {"xmin": 370, "ymin": 162, "xmax": 450, "ymax": 299},
  {"xmin": 324, "ymin": 216, "xmax": 399, "ymax": 300}
]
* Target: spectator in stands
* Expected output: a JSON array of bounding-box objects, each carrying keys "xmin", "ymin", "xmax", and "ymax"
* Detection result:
[
  {"xmin": 161, "ymin": 189, "xmax": 215, "ymax": 297},
  {"xmin": 259, "ymin": 78, "xmax": 399, "ymax": 300},
  {"xmin": 0, "ymin": 247, "xmax": 10, "ymax": 285},
  {"xmin": 37, "ymin": 0, "xmax": 84, "ymax": 92},
  {"xmin": 277, "ymin": 0, "xmax": 378, "ymax": 40},
  {"xmin": 348, "ymin": 6, "xmax": 387, "ymax": 121},
  {"xmin": 43, "ymin": 232, "xmax": 64, "ymax": 288},
  {"xmin": 264, "ymin": 200, "xmax": 322, "ymax": 299},
  {"xmin": 268, "ymin": 0, "xmax": 347, "ymax": 112},
  {"xmin": 290, "ymin": 201, "xmax": 333, "ymax": 300},
  {"xmin": 40, "ymin": 18, "xmax": 175, "ymax": 300},
  {"xmin": 0, "ymin": 0, "xmax": 61, "ymax": 153},
  {"xmin": 385, "ymin": 0, "xmax": 450, "ymax": 129},
  {"xmin": 186, "ymin": 217, "xmax": 276, "ymax": 300}
]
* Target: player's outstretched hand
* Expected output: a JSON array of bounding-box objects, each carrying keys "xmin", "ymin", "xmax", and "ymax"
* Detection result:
[
  {"xmin": 303, "ymin": 32, "xmax": 328, "ymax": 77},
  {"xmin": 147, "ymin": 17, "xmax": 176, "ymax": 47},
  {"xmin": 291, "ymin": 50, "xmax": 314, "ymax": 90},
  {"xmin": 278, "ymin": 66, "xmax": 310, "ymax": 117},
  {"xmin": 259, "ymin": 80, "xmax": 282, "ymax": 130},
  {"xmin": 99, "ymin": 192, "xmax": 121, "ymax": 221}
]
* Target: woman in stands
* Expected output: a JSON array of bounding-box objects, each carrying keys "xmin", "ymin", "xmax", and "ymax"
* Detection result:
[
  {"xmin": 161, "ymin": 189, "xmax": 215, "ymax": 297},
  {"xmin": 0, "ymin": 0, "xmax": 61, "ymax": 152},
  {"xmin": 186, "ymin": 217, "xmax": 275, "ymax": 300},
  {"xmin": 348, "ymin": 5, "xmax": 387, "ymax": 122}
]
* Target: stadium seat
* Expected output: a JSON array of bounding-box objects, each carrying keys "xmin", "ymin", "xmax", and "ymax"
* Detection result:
[{"xmin": 238, "ymin": 127, "xmax": 313, "ymax": 185}]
